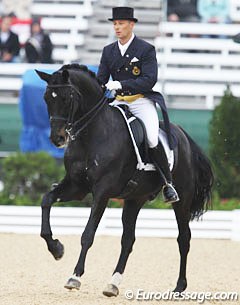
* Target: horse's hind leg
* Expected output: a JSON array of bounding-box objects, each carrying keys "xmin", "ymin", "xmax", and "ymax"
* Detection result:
[
  {"xmin": 41, "ymin": 177, "xmax": 87, "ymax": 260},
  {"xmin": 173, "ymin": 203, "xmax": 191, "ymax": 292},
  {"xmin": 103, "ymin": 198, "xmax": 144, "ymax": 297}
]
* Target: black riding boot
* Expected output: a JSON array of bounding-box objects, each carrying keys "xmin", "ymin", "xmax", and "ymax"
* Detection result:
[{"xmin": 149, "ymin": 143, "xmax": 179, "ymax": 203}]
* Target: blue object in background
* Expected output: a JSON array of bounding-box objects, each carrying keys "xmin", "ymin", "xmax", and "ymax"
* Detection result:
[{"xmin": 19, "ymin": 65, "xmax": 98, "ymax": 158}]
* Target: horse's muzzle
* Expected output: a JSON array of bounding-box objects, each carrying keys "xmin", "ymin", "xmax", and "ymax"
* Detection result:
[
  {"xmin": 50, "ymin": 128, "xmax": 67, "ymax": 148},
  {"xmin": 51, "ymin": 135, "xmax": 67, "ymax": 148}
]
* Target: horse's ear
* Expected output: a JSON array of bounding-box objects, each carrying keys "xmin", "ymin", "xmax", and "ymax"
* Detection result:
[
  {"xmin": 35, "ymin": 70, "xmax": 51, "ymax": 83},
  {"xmin": 62, "ymin": 69, "xmax": 69, "ymax": 83}
]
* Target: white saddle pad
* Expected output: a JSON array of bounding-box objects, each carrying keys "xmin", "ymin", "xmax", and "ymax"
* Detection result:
[{"xmin": 158, "ymin": 129, "xmax": 174, "ymax": 172}]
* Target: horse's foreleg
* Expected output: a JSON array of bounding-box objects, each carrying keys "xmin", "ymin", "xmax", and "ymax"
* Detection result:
[
  {"xmin": 40, "ymin": 191, "xmax": 64, "ymax": 260},
  {"xmin": 41, "ymin": 178, "xmax": 87, "ymax": 260},
  {"xmin": 103, "ymin": 199, "xmax": 144, "ymax": 297},
  {"xmin": 173, "ymin": 204, "xmax": 191, "ymax": 293},
  {"xmin": 64, "ymin": 194, "xmax": 108, "ymax": 290}
]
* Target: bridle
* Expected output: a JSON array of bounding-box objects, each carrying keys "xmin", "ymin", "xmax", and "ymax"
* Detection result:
[{"xmin": 47, "ymin": 83, "xmax": 107, "ymax": 141}]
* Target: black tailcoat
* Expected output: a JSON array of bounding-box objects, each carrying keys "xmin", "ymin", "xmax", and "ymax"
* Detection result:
[{"xmin": 97, "ymin": 36, "xmax": 176, "ymax": 149}]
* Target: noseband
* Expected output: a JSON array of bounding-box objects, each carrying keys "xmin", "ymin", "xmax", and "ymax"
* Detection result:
[{"xmin": 47, "ymin": 83, "xmax": 106, "ymax": 141}]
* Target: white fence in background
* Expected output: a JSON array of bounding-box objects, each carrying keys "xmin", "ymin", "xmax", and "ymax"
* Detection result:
[
  {"xmin": 0, "ymin": 63, "xmax": 61, "ymax": 93},
  {"xmin": 155, "ymin": 22, "xmax": 240, "ymax": 109},
  {"xmin": 0, "ymin": 206, "xmax": 240, "ymax": 241},
  {"xmin": 31, "ymin": 0, "xmax": 93, "ymax": 63}
]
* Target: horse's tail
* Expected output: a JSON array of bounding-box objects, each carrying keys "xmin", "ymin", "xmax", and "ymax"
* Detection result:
[{"xmin": 180, "ymin": 128, "xmax": 214, "ymax": 220}]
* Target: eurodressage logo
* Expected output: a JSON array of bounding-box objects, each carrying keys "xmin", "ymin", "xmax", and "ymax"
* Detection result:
[{"xmin": 124, "ymin": 289, "xmax": 239, "ymax": 303}]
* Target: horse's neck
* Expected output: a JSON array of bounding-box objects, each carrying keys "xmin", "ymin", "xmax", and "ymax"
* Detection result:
[
  {"xmin": 84, "ymin": 103, "xmax": 114, "ymax": 137},
  {"xmin": 66, "ymin": 103, "xmax": 134, "ymax": 178},
  {"xmin": 73, "ymin": 74, "xmax": 102, "ymax": 111},
  {"xmin": 76, "ymin": 104, "xmax": 121, "ymax": 146}
]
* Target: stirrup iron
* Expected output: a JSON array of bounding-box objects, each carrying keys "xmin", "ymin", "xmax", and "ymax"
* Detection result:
[{"xmin": 162, "ymin": 183, "xmax": 180, "ymax": 204}]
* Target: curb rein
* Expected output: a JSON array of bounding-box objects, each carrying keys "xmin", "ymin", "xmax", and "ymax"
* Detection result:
[{"xmin": 47, "ymin": 83, "xmax": 107, "ymax": 141}]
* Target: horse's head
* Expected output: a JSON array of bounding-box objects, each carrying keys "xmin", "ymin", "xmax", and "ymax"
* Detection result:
[{"xmin": 36, "ymin": 65, "xmax": 103, "ymax": 147}]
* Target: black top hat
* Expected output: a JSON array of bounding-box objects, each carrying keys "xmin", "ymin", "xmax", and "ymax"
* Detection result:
[{"xmin": 108, "ymin": 7, "xmax": 138, "ymax": 23}]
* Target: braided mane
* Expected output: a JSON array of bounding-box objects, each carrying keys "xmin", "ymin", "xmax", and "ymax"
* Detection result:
[{"xmin": 59, "ymin": 63, "xmax": 97, "ymax": 79}]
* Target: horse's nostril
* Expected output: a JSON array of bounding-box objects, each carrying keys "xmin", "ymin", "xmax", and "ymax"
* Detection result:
[
  {"xmin": 58, "ymin": 136, "xmax": 65, "ymax": 143},
  {"xmin": 50, "ymin": 134, "xmax": 66, "ymax": 147}
]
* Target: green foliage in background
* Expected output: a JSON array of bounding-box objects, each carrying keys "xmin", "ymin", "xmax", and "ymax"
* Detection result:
[
  {"xmin": 0, "ymin": 152, "xmax": 64, "ymax": 205},
  {"xmin": 209, "ymin": 88, "xmax": 240, "ymax": 198},
  {"xmin": 0, "ymin": 150, "xmax": 239, "ymax": 210},
  {"xmin": 211, "ymin": 192, "xmax": 240, "ymax": 210}
]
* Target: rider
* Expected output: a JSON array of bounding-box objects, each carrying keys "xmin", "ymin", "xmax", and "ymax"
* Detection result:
[{"xmin": 97, "ymin": 7, "xmax": 179, "ymax": 203}]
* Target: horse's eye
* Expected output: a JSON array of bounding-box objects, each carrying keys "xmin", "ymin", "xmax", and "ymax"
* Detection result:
[{"xmin": 52, "ymin": 92, "xmax": 57, "ymax": 98}]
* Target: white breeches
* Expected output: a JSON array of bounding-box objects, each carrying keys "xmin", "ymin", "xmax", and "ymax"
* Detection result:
[{"xmin": 111, "ymin": 97, "xmax": 159, "ymax": 148}]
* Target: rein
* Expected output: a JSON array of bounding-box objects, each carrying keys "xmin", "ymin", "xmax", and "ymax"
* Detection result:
[{"xmin": 47, "ymin": 83, "xmax": 107, "ymax": 141}]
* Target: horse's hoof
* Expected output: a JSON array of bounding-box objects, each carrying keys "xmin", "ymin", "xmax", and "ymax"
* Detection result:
[
  {"xmin": 103, "ymin": 284, "xmax": 119, "ymax": 297},
  {"xmin": 51, "ymin": 239, "xmax": 64, "ymax": 260},
  {"xmin": 173, "ymin": 279, "xmax": 187, "ymax": 293},
  {"xmin": 64, "ymin": 276, "xmax": 81, "ymax": 290}
]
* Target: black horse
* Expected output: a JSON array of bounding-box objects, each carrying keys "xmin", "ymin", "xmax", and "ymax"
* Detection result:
[{"xmin": 36, "ymin": 64, "xmax": 213, "ymax": 297}]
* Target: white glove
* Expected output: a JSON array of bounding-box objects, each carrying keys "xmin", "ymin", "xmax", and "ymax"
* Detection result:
[{"xmin": 105, "ymin": 80, "xmax": 122, "ymax": 91}]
